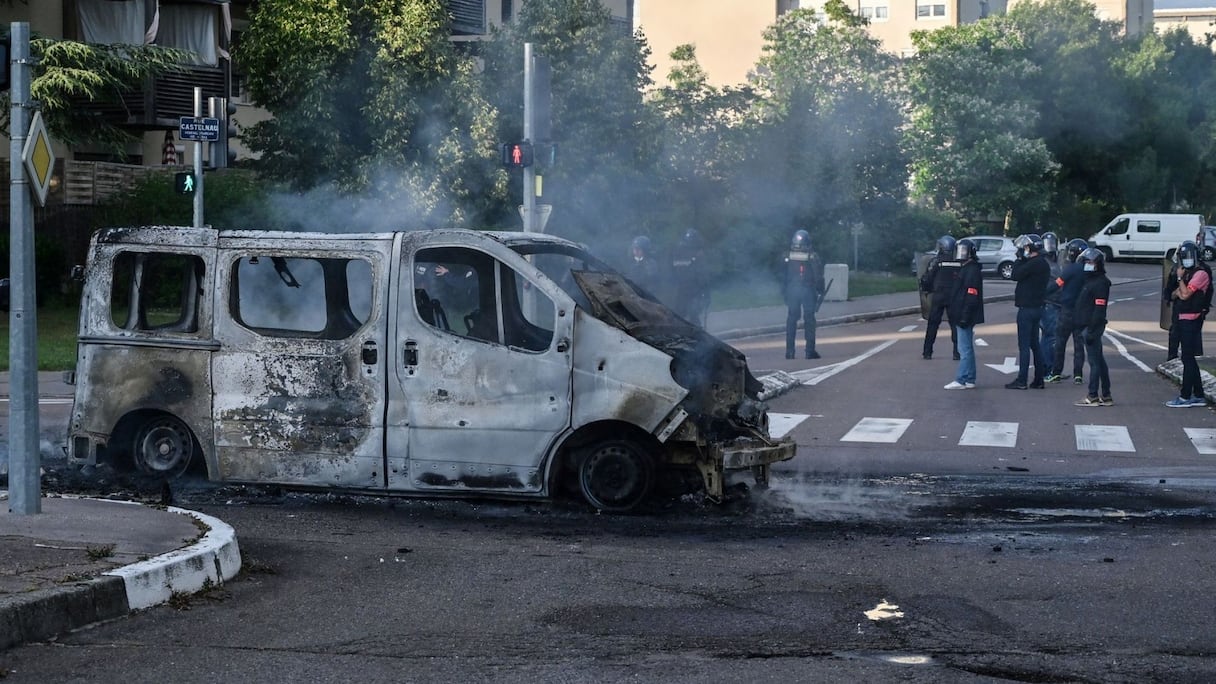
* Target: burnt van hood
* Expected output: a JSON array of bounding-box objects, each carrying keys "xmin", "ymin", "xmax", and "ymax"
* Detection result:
[{"xmin": 573, "ymin": 272, "xmax": 764, "ymax": 409}]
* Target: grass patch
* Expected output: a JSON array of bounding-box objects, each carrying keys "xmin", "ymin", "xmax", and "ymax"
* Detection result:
[
  {"xmin": 85, "ymin": 544, "xmax": 116, "ymax": 561},
  {"xmin": 0, "ymin": 303, "xmax": 79, "ymax": 371},
  {"xmin": 710, "ymin": 271, "xmax": 916, "ymax": 311}
]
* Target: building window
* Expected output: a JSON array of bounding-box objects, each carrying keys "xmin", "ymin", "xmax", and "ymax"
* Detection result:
[
  {"xmin": 861, "ymin": 4, "xmax": 889, "ymax": 20},
  {"xmin": 916, "ymin": 2, "xmax": 947, "ymax": 18}
]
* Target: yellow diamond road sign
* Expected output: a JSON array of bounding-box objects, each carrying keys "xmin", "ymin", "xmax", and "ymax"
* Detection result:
[{"xmin": 22, "ymin": 111, "xmax": 55, "ymax": 208}]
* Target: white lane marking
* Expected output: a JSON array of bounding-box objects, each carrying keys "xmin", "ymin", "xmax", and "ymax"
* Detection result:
[
  {"xmin": 1184, "ymin": 428, "xmax": 1216, "ymax": 455},
  {"xmin": 898, "ymin": 325, "xmax": 918, "ymax": 332},
  {"xmin": 984, "ymin": 356, "xmax": 1018, "ymax": 374},
  {"xmin": 1112, "ymin": 297, "xmax": 1135, "ymax": 303},
  {"xmin": 1104, "ymin": 327, "xmax": 1167, "ymax": 351},
  {"xmin": 0, "ymin": 397, "xmax": 73, "ymax": 405},
  {"xmin": 975, "ymin": 338, "xmax": 989, "ymax": 347},
  {"xmin": 959, "ymin": 421, "xmax": 1018, "ymax": 448},
  {"xmin": 792, "ymin": 340, "xmax": 898, "ymax": 386},
  {"xmin": 841, "ymin": 417, "xmax": 913, "ymax": 443},
  {"xmin": 1101, "ymin": 332, "xmax": 1154, "ymax": 372},
  {"xmin": 1075, "ymin": 425, "xmax": 1135, "ymax": 453},
  {"xmin": 768, "ymin": 413, "xmax": 810, "ymax": 439},
  {"xmin": 864, "ymin": 599, "xmax": 904, "ymax": 621}
]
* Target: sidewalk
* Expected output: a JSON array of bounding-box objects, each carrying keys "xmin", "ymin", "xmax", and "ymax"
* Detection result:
[
  {"xmin": 0, "ymin": 495, "xmax": 241, "ymax": 650},
  {"xmin": 0, "ymin": 273, "xmax": 1174, "ymax": 652}
]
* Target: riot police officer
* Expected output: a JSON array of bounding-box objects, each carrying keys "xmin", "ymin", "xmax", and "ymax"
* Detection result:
[
  {"xmin": 1039, "ymin": 231, "xmax": 1062, "ymax": 373},
  {"xmin": 1007, "ymin": 233, "xmax": 1049, "ymax": 389},
  {"xmin": 669, "ymin": 228, "xmax": 710, "ymax": 326},
  {"xmin": 624, "ymin": 235, "xmax": 661, "ymax": 294},
  {"xmin": 919, "ymin": 235, "xmax": 960, "ymax": 360},
  {"xmin": 784, "ymin": 229, "xmax": 826, "ymax": 360},
  {"xmin": 1166, "ymin": 240, "xmax": 1211, "ymax": 407},
  {"xmin": 1046, "ymin": 238, "xmax": 1088, "ymax": 383},
  {"xmin": 1074, "ymin": 248, "xmax": 1112, "ymax": 406}
]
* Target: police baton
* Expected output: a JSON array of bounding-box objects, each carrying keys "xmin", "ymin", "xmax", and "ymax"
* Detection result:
[{"xmin": 816, "ymin": 279, "xmax": 834, "ymax": 313}]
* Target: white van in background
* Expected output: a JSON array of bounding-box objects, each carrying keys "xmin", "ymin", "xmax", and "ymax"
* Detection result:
[{"xmin": 1088, "ymin": 213, "xmax": 1204, "ymax": 260}]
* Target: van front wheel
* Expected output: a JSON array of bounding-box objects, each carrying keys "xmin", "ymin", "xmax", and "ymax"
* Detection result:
[
  {"xmin": 577, "ymin": 440, "xmax": 654, "ymax": 513},
  {"xmin": 132, "ymin": 415, "xmax": 195, "ymax": 478}
]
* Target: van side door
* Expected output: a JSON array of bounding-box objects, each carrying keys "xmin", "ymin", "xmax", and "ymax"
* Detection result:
[
  {"xmin": 211, "ymin": 238, "xmax": 390, "ymax": 488},
  {"xmin": 385, "ymin": 237, "xmax": 574, "ymax": 494}
]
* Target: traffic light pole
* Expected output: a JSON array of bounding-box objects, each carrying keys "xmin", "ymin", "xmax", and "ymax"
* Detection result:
[
  {"xmin": 522, "ymin": 43, "xmax": 536, "ymax": 233},
  {"xmin": 193, "ymin": 87, "xmax": 204, "ymax": 228},
  {"xmin": 8, "ymin": 22, "xmax": 40, "ymax": 514}
]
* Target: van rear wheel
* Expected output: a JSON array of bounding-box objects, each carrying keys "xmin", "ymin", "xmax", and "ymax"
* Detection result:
[
  {"xmin": 577, "ymin": 440, "xmax": 654, "ymax": 513},
  {"xmin": 132, "ymin": 415, "xmax": 195, "ymax": 478}
]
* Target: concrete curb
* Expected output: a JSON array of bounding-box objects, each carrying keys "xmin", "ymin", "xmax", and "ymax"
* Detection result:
[
  {"xmin": 0, "ymin": 502, "xmax": 241, "ymax": 650},
  {"xmin": 104, "ymin": 505, "xmax": 242, "ymax": 611}
]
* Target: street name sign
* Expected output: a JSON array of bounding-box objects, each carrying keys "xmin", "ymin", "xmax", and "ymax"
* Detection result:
[{"xmin": 179, "ymin": 116, "xmax": 220, "ymax": 142}]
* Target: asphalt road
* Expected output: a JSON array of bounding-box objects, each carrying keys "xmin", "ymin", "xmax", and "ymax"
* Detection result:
[{"xmin": 3, "ymin": 260, "xmax": 1215, "ymax": 681}]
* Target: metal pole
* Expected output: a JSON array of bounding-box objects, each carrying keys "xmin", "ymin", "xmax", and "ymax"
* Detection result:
[
  {"xmin": 522, "ymin": 43, "xmax": 536, "ymax": 233},
  {"xmin": 193, "ymin": 87, "xmax": 204, "ymax": 228},
  {"xmin": 8, "ymin": 22, "xmax": 40, "ymax": 514}
]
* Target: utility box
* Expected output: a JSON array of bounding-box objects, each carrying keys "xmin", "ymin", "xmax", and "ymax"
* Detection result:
[{"xmin": 824, "ymin": 263, "xmax": 848, "ymax": 301}]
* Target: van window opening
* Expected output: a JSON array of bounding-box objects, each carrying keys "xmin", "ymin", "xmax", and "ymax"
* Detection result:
[
  {"xmin": 414, "ymin": 247, "xmax": 555, "ymax": 352},
  {"xmin": 229, "ymin": 255, "xmax": 373, "ymax": 339},
  {"xmin": 1137, "ymin": 221, "xmax": 1161, "ymax": 234},
  {"xmin": 110, "ymin": 251, "xmax": 205, "ymax": 333}
]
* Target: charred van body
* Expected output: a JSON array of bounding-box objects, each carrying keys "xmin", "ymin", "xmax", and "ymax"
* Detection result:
[{"xmin": 65, "ymin": 226, "xmax": 795, "ymax": 512}]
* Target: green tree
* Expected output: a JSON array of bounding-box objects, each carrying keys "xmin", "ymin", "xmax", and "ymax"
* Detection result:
[
  {"xmin": 0, "ymin": 38, "xmax": 188, "ymax": 157},
  {"xmin": 237, "ymin": 0, "xmax": 504, "ymax": 226},
  {"xmin": 739, "ymin": 8, "xmax": 908, "ymax": 269},
  {"xmin": 906, "ymin": 16, "xmax": 1056, "ymax": 229},
  {"xmin": 479, "ymin": 0, "xmax": 659, "ymax": 251}
]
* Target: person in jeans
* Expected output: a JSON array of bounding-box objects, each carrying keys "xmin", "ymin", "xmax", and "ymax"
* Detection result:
[
  {"xmin": 1166, "ymin": 240, "xmax": 1210, "ymax": 407},
  {"xmin": 1074, "ymin": 248, "xmax": 1113, "ymax": 406},
  {"xmin": 944, "ymin": 239, "xmax": 984, "ymax": 389},
  {"xmin": 1039, "ymin": 232, "xmax": 1061, "ymax": 374},
  {"xmin": 1045, "ymin": 238, "xmax": 1088, "ymax": 384},
  {"xmin": 1006, "ymin": 234, "xmax": 1050, "ymax": 390}
]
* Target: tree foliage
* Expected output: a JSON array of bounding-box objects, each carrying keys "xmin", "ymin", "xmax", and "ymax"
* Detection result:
[
  {"xmin": 0, "ymin": 38, "xmax": 189, "ymax": 156},
  {"xmin": 237, "ymin": 0, "xmax": 503, "ymax": 226}
]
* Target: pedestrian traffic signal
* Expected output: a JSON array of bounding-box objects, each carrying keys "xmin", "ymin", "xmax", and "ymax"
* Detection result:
[
  {"xmin": 501, "ymin": 141, "xmax": 533, "ymax": 169},
  {"xmin": 174, "ymin": 172, "xmax": 196, "ymax": 195}
]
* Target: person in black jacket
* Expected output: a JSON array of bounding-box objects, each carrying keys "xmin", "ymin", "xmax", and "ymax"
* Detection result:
[
  {"xmin": 944, "ymin": 239, "xmax": 984, "ymax": 389},
  {"xmin": 920, "ymin": 235, "xmax": 960, "ymax": 360},
  {"xmin": 783, "ymin": 229, "xmax": 826, "ymax": 360},
  {"xmin": 1166, "ymin": 240, "xmax": 1211, "ymax": 407},
  {"xmin": 1006, "ymin": 234, "xmax": 1050, "ymax": 389},
  {"xmin": 1074, "ymin": 248, "xmax": 1113, "ymax": 406}
]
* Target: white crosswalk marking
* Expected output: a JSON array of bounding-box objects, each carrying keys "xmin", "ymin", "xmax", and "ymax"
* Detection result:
[
  {"xmin": 841, "ymin": 417, "xmax": 913, "ymax": 443},
  {"xmin": 768, "ymin": 413, "xmax": 810, "ymax": 439},
  {"xmin": 959, "ymin": 421, "xmax": 1018, "ymax": 448},
  {"xmin": 1184, "ymin": 428, "xmax": 1216, "ymax": 455},
  {"xmin": 1075, "ymin": 425, "xmax": 1135, "ymax": 452},
  {"xmin": 898, "ymin": 325, "xmax": 918, "ymax": 332}
]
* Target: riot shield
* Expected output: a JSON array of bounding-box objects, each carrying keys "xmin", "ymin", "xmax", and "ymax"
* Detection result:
[
  {"xmin": 915, "ymin": 252, "xmax": 935, "ymax": 319},
  {"xmin": 1160, "ymin": 257, "xmax": 1175, "ymax": 332}
]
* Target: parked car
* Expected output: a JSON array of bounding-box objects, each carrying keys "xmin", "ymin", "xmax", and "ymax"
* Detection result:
[
  {"xmin": 912, "ymin": 236, "xmax": 1019, "ymax": 280},
  {"xmin": 1198, "ymin": 226, "xmax": 1216, "ymax": 262}
]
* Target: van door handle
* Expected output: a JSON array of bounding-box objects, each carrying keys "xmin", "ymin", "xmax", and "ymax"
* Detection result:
[
  {"xmin": 404, "ymin": 340, "xmax": 418, "ymax": 367},
  {"xmin": 556, "ymin": 337, "xmax": 570, "ymax": 353},
  {"xmin": 362, "ymin": 341, "xmax": 378, "ymax": 365}
]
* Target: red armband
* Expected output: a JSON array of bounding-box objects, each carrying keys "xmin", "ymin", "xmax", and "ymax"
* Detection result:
[
  {"xmin": 1055, "ymin": 277, "xmax": 1064, "ymax": 287},
  {"xmin": 1095, "ymin": 298, "xmax": 1107, "ymax": 306},
  {"xmin": 966, "ymin": 287, "xmax": 978, "ymax": 295}
]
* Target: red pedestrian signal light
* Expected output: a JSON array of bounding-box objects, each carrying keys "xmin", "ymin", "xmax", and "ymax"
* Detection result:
[{"xmin": 501, "ymin": 141, "xmax": 533, "ymax": 169}]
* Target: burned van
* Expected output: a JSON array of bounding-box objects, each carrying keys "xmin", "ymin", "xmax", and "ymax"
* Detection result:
[{"xmin": 65, "ymin": 226, "xmax": 795, "ymax": 511}]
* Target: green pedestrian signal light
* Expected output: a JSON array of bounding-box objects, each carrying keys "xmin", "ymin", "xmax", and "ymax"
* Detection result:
[{"xmin": 174, "ymin": 172, "xmax": 196, "ymax": 195}]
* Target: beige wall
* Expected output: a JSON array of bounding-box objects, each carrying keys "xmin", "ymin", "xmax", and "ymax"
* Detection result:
[
  {"xmin": 1155, "ymin": 8, "xmax": 1216, "ymax": 47},
  {"xmin": 635, "ymin": 0, "xmax": 777, "ymax": 88},
  {"xmin": 0, "ymin": 3, "xmax": 64, "ymax": 38}
]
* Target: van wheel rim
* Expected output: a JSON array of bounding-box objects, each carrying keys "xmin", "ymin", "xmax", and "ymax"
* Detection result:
[{"xmin": 133, "ymin": 417, "xmax": 193, "ymax": 477}]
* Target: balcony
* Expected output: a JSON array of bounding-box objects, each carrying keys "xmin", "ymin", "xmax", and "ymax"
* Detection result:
[{"xmin": 71, "ymin": 64, "xmax": 228, "ymax": 130}]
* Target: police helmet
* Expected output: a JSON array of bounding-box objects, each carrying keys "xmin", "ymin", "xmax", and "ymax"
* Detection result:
[
  {"xmin": 955, "ymin": 238, "xmax": 977, "ymax": 262},
  {"xmin": 791, "ymin": 229, "xmax": 812, "ymax": 252},
  {"xmin": 1014, "ymin": 233, "xmax": 1044, "ymax": 256},
  {"xmin": 936, "ymin": 235, "xmax": 957, "ymax": 257},
  {"xmin": 1042, "ymin": 231, "xmax": 1060, "ymax": 256},
  {"xmin": 1064, "ymin": 238, "xmax": 1087, "ymax": 263},
  {"xmin": 1079, "ymin": 247, "xmax": 1106, "ymax": 273},
  {"xmin": 631, "ymin": 235, "xmax": 651, "ymax": 255},
  {"xmin": 1178, "ymin": 240, "xmax": 1199, "ymax": 267}
]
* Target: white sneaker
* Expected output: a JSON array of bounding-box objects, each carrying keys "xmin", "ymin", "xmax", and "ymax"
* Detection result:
[
  {"xmin": 964, "ymin": 382, "xmax": 976, "ymax": 389},
  {"xmin": 944, "ymin": 381, "xmax": 967, "ymax": 390}
]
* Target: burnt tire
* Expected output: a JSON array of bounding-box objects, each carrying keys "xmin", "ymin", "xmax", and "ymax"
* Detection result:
[
  {"xmin": 577, "ymin": 440, "xmax": 654, "ymax": 513},
  {"xmin": 131, "ymin": 415, "xmax": 195, "ymax": 479}
]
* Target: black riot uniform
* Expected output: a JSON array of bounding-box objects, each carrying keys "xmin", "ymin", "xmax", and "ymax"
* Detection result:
[
  {"xmin": 920, "ymin": 235, "xmax": 960, "ymax": 360},
  {"xmin": 624, "ymin": 235, "xmax": 661, "ymax": 294},
  {"xmin": 669, "ymin": 228, "xmax": 710, "ymax": 326},
  {"xmin": 784, "ymin": 229, "xmax": 826, "ymax": 360}
]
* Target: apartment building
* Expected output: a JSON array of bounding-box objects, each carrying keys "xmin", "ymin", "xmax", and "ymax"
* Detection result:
[{"xmin": 1154, "ymin": 5, "xmax": 1216, "ymax": 46}]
